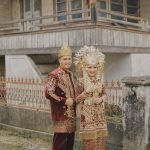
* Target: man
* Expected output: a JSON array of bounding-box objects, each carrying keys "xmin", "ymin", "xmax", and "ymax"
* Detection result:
[{"xmin": 45, "ymin": 45, "xmax": 76, "ymax": 150}]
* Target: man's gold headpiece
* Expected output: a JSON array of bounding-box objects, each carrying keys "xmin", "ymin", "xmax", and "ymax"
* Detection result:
[{"xmin": 58, "ymin": 45, "xmax": 72, "ymax": 58}]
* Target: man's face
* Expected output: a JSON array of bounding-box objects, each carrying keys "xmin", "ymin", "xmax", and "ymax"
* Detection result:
[{"xmin": 59, "ymin": 55, "xmax": 72, "ymax": 70}]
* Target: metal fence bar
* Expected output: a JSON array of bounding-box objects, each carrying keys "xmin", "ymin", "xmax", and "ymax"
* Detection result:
[
  {"xmin": 0, "ymin": 77, "xmax": 50, "ymax": 111},
  {"xmin": 0, "ymin": 77, "xmax": 123, "ymax": 112}
]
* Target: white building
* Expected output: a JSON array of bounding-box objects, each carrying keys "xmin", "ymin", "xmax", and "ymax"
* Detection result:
[{"xmin": 0, "ymin": 0, "xmax": 150, "ymax": 81}]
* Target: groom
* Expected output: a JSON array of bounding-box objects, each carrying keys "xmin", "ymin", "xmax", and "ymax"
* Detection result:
[{"xmin": 45, "ymin": 45, "xmax": 76, "ymax": 150}]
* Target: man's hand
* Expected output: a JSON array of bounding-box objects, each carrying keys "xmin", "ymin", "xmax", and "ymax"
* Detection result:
[{"xmin": 65, "ymin": 98, "xmax": 73, "ymax": 106}]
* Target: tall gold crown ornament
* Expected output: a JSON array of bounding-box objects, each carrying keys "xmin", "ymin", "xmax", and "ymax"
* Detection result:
[
  {"xmin": 74, "ymin": 45, "xmax": 105, "ymax": 95},
  {"xmin": 58, "ymin": 45, "xmax": 72, "ymax": 58}
]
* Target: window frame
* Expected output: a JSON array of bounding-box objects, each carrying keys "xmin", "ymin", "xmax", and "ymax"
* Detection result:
[
  {"xmin": 55, "ymin": 0, "xmax": 84, "ymax": 21},
  {"xmin": 71, "ymin": 0, "xmax": 83, "ymax": 19},
  {"xmin": 97, "ymin": 0, "xmax": 140, "ymax": 19}
]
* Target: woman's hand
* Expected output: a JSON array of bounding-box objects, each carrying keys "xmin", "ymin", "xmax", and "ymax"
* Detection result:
[
  {"xmin": 84, "ymin": 91, "xmax": 93, "ymax": 98},
  {"xmin": 76, "ymin": 90, "xmax": 92, "ymax": 103},
  {"xmin": 93, "ymin": 97, "xmax": 103, "ymax": 105},
  {"xmin": 79, "ymin": 91, "xmax": 90, "ymax": 100},
  {"xmin": 85, "ymin": 86, "xmax": 93, "ymax": 93}
]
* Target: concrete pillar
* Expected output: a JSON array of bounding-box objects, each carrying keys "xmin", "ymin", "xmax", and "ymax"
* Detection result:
[{"xmin": 122, "ymin": 76, "xmax": 150, "ymax": 150}]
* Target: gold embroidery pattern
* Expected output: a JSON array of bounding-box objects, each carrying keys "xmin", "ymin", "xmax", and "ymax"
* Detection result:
[
  {"xmin": 78, "ymin": 80, "xmax": 108, "ymax": 140},
  {"xmin": 53, "ymin": 119, "xmax": 76, "ymax": 133},
  {"xmin": 46, "ymin": 75, "xmax": 57, "ymax": 93},
  {"xmin": 57, "ymin": 69, "xmax": 76, "ymax": 119},
  {"xmin": 46, "ymin": 68, "xmax": 76, "ymax": 133},
  {"xmin": 83, "ymin": 137, "xmax": 106, "ymax": 150}
]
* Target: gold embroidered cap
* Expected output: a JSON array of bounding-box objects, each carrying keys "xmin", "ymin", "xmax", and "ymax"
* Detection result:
[{"xmin": 58, "ymin": 45, "xmax": 72, "ymax": 58}]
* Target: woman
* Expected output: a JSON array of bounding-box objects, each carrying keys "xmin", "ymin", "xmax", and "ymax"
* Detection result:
[{"xmin": 74, "ymin": 46, "xmax": 108, "ymax": 150}]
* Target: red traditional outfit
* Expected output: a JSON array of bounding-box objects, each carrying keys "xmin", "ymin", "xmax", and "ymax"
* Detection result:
[
  {"xmin": 45, "ymin": 67, "xmax": 76, "ymax": 150},
  {"xmin": 74, "ymin": 45, "xmax": 108, "ymax": 150},
  {"xmin": 45, "ymin": 45, "xmax": 76, "ymax": 150},
  {"xmin": 77, "ymin": 80, "xmax": 108, "ymax": 150}
]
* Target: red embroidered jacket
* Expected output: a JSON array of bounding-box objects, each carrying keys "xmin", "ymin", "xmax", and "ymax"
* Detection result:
[{"xmin": 45, "ymin": 67, "xmax": 76, "ymax": 133}]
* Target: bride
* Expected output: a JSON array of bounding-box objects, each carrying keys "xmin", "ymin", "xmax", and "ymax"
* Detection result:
[{"xmin": 74, "ymin": 46, "xmax": 108, "ymax": 150}]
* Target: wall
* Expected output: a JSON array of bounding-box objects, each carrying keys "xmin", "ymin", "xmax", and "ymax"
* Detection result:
[
  {"xmin": 131, "ymin": 54, "xmax": 150, "ymax": 76},
  {"xmin": 0, "ymin": 0, "xmax": 11, "ymax": 23},
  {"xmin": 140, "ymin": 0, "xmax": 150, "ymax": 21},
  {"xmin": 122, "ymin": 76, "xmax": 150, "ymax": 150},
  {"xmin": 29, "ymin": 54, "xmax": 58, "ymax": 77},
  {"xmin": 0, "ymin": 105, "xmax": 123, "ymax": 150},
  {"xmin": 0, "ymin": 106, "xmax": 52, "ymax": 133},
  {"xmin": 41, "ymin": 0, "xmax": 53, "ymax": 16},
  {"xmin": 12, "ymin": 0, "xmax": 21, "ymax": 20},
  {"xmin": 41, "ymin": 0, "xmax": 54, "ymax": 25},
  {"xmin": 5, "ymin": 55, "xmax": 41, "ymax": 79},
  {"xmin": 104, "ymin": 53, "xmax": 150, "ymax": 81},
  {"xmin": 5, "ymin": 53, "xmax": 150, "ymax": 81},
  {"xmin": 104, "ymin": 54, "xmax": 132, "ymax": 81}
]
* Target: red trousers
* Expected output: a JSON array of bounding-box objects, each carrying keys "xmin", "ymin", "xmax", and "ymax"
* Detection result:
[{"xmin": 52, "ymin": 132, "xmax": 75, "ymax": 150}]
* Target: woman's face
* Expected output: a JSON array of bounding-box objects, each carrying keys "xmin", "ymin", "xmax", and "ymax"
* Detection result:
[{"xmin": 86, "ymin": 64, "xmax": 98, "ymax": 78}]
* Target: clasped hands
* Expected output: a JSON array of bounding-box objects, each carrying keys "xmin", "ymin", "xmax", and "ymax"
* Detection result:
[
  {"xmin": 65, "ymin": 97, "xmax": 74, "ymax": 106},
  {"xmin": 81, "ymin": 86, "xmax": 103, "ymax": 104}
]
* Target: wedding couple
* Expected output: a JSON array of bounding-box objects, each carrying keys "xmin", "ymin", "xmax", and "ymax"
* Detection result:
[{"xmin": 45, "ymin": 45, "xmax": 108, "ymax": 150}]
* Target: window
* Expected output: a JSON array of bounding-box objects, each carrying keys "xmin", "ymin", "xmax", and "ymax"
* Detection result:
[
  {"xmin": 127, "ymin": 0, "xmax": 139, "ymax": 16},
  {"xmin": 127, "ymin": 0, "xmax": 138, "ymax": 7},
  {"xmin": 56, "ymin": 0, "xmax": 83, "ymax": 21},
  {"xmin": 24, "ymin": 0, "xmax": 40, "ymax": 12},
  {"xmin": 97, "ymin": 0, "xmax": 107, "ymax": 17},
  {"xmin": 25, "ymin": 0, "xmax": 31, "ymax": 12},
  {"xmin": 23, "ymin": 0, "xmax": 41, "ymax": 31},
  {"xmin": 127, "ymin": 0, "xmax": 139, "ymax": 23},
  {"xmin": 111, "ymin": 0, "xmax": 123, "ymax": 12},
  {"xmin": 97, "ymin": 0, "xmax": 140, "ymax": 21},
  {"xmin": 56, "ymin": 0, "xmax": 67, "ymax": 21},
  {"xmin": 34, "ymin": 0, "xmax": 40, "ymax": 11},
  {"xmin": 71, "ymin": 0, "xmax": 82, "ymax": 19},
  {"xmin": 110, "ymin": 0, "xmax": 123, "ymax": 20},
  {"xmin": 97, "ymin": 0, "xmax": 106, "ymax": 9}
]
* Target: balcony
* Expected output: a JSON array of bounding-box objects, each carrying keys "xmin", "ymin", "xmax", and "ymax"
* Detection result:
[{"xmin": 0, "ymin": 8, "xmax": 150, "ymax": 54}]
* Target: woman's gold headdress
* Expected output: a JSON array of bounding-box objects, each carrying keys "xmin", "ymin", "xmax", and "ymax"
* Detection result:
[
  {"xmin": 74, "ymin": 46, "xmax": 105, "ymax": 95},
  {"xmin": 74, "ymin": 45, "xmax": 105, "ymax": 79}
]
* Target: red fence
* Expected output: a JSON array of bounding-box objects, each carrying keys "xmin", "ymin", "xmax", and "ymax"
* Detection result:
[{"xmin": 0, "ymin": 77, "xmax": 123, "ymax": 111}]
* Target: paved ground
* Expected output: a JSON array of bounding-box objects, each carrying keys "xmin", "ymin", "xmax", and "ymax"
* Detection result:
[{"xmin": 0, "ymin": 129, "xmax": 52, "ymax": 150}]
